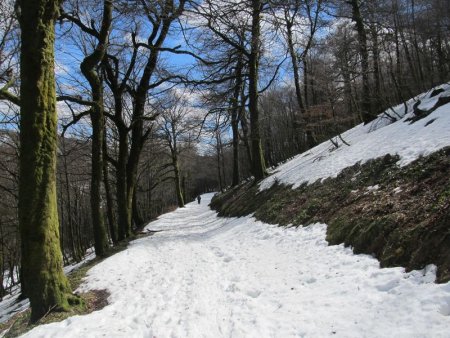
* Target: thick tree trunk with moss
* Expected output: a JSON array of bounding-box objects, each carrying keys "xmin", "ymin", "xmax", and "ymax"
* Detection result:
[
  {"xmin": 18, "ymin": 0, "xmax": 74, "ymax": 322},
  {"xmin": 249, "ymin": 0, "xmax": 266, "ymax": 181}
]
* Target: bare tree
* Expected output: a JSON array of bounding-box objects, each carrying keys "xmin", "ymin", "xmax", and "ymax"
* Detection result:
[{"xmin": 157, "ymin": 92, "xmax": 199, "ymax": 207}]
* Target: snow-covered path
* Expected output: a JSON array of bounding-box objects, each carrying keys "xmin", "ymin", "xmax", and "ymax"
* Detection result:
[{"xmin": 23, "ymin": 193, "xmax": 450, "ymax": 338}]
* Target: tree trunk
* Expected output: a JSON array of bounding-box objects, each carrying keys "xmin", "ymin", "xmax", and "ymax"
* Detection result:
[
  {"xmin": 132, "ymin": 188, "xmax": 145, "ymax": 228},
  {"xmin": 239, "ymin": 83, "xmax": 252, "ymax": 166},
  {"xmin": 303, "ymin": 58, "xmax": 309, "ymax": 108},
  {"xmin": 126, "ymin": 95, "xmax": 145, "ymax": 235},
  {"xmin": 436, "ymin": 30, "xmax": 446, "ymax": 83},
  {"xmin": 88, "ymin": 103, "xmax": 109, "ymax": 256},
  {"xmin": 116, "ymin": 125, "xmax": 131, "ymax": 241},
  {"xmin": 231, "ymin": 56, "xmax": 243, "ymax": 187},
  {"xmin": 216, "ymin": 130, "xmax": 224, "ymax": 192},
  {"xmin": 61, "ymin": 139, "xmax": 82, "ymax": 262},
  {"xmin": 126, "ymin": 29, "xmax": 167, "ymax": 235},
  {"xmin": 79, "ymin": 0, "xmax": 112, "ymax": 256},
  {"xmin": 410, "ymin": 0, "xmax": 425, "ymax": 89},
  {"xmin": 370, "ymin": 23, "xmax": 382, "ymax": 112},
  {"xmin": 285, "ymin": 14, "xmax": 306, "ymax": 115},
  {"xmin": 173, "ymin": 158, "xmax": 184, "ymax": 208},
  {"xmin": 349, "ymin": 0, "xmax": 374, "ymax": 124},
  {"xmin": 182, "ymin": 175, "xmax": 187, "ymax": 204},
  {"xmin": 249, "ymin": 0, "xmax": 266, "ymax": 180},
  {"xmin": 18, "ymin": 0, "xmax": 75, "ymax": 322},
  {"xmin": 102, "ymin": 133, "xmax": 117, "ymax": 244}
]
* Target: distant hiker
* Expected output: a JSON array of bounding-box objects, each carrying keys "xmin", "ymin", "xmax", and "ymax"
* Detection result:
[{"xmin": 197, "ymin": 195, "xmax": 201, "ymax": 204}]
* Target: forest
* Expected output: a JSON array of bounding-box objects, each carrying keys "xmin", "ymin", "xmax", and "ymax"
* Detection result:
[{"xmin": 0, "ymin": 0, "xmax": 449, "ymax": 322}]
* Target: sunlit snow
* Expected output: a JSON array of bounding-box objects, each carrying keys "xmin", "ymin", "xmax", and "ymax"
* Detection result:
[
  {"xmin": 20, "ymin": 194, "xmax": 450, "ymax": 338},
  {"xmin": 260, "ymin": 83, "xmax": 450, "ymax": 190}
]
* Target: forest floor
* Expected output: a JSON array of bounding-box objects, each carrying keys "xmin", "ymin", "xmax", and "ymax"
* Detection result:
[{"xmin": 13, "ymin": 194, "xmax": 450, "ymax": 338}]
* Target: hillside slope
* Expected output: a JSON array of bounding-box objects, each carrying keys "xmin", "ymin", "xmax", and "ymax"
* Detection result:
[{"xmin": 212, "ymin": 84, "xmax": 450, "ymax": 282}]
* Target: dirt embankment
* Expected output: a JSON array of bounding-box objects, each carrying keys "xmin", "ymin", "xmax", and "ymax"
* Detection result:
[{"xmin": 211, "ymin": 148, "xmax": 450, "ymax": 283}]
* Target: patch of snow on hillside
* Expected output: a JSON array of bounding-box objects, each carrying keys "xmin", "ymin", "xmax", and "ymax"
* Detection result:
[
  {"xmin": 20, "ymin": 194, "xmax": 450, "ymax": 338},
  {"xmin": 0, "ymin": 249, "xmax": 95, "ymax": 327},
  {"xmin": 260, "ymin": 84, "xmax": 450, "ymax": 190}
]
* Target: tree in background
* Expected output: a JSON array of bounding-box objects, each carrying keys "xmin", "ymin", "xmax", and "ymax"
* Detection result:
[
  {"xmin": 347, "ymin": 0, "xmax": 374, "ymax": 124},
  {"xmin": 157, "ymin": 92, "xmax": 199, "ymax": 208},
  {"xmin": 61, "ymin": 0, "xmax": 113, "ymax": 257}
]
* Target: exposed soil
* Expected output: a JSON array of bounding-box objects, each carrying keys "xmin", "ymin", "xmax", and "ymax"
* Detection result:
[
  {"xmin": 83, "ymin": 289, "xmax": 110, "ymax": 313},
  {"xmin": 211, "ymin": 147, "xmax": 450, "ymax": 283}
]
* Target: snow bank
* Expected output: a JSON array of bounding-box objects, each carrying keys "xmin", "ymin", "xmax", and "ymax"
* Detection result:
[
  {"xmin": 20, "ymin": 194, "xmax": 450, "ymax": 338},
  {"xmin": 260, "ymin": 83, "xmax": 450, "ymax": 190}
]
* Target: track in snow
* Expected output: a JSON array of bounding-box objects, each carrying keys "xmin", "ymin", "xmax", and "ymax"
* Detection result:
[{"xmin": 23, "ymin": 193, "xmax": 450, "ymax": 337}]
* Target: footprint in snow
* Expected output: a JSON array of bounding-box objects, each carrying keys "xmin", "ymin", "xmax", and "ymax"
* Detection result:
[
  {"xmin": 375, "ymin": 280, "xmax": 399, "ymax": 292},
  {"xmin": 246, "ymin": 290, "xmax": 261, "ymax": 298},
  {"xmin": 210, "ymin": 247, "xmax": 224, "ymax": 257},
  {"xmin": 438, "ymin": 297, "xmax": 450, "ymax": 316},
  {"xmin": 306, "ymin": 277, "xmax": 317, "ymax": 284},
  {"xmin": 226, "ymin": 283, "xmax": 239, "ymax": 292}
]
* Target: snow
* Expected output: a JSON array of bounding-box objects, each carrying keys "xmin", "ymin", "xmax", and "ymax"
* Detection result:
[
  {"xmin": 393, "ymin": 187, "xmax": 403, "ymax": 194},
  {"xmin": 62, "ymin": 250, "xmax": 96, "ymax": 275},
  {"xmin": 260, "ymin": 83, "xmax": 450, "ymax": 190},
  {"xmin": 0, "ymin": 289, "xmax": 29, "ymax": 326},
  {"xmin": 0, "ymin": 250, "xmax": 96, "ymax": 326},
  {"xmin": 20, "ymin": 194, "xmax": 450, "ymax": 337}
]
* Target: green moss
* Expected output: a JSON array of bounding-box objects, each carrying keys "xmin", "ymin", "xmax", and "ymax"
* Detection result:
[
  {"xmin": 327, "ymin": 216, "xmax": 356, "ymax": 245},
  {"xmin": 17, "ymin": 0, "xmax": 77, "ymax": 323}
]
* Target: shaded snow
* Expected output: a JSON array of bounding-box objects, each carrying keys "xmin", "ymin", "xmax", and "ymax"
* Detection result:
[
  {"xmin": 0, "ymin": 290, "xmax": 29, "ymax": 326},
  {"xmin": 0, "ymin": 250, "xmax": 95, "ymax": 326},
  {"xmin": 20, "ymin": 194, "xmax": 450, "ymax": 338},
  {"xmin": 260, "ymin": 83, "xmax": 450, "ymax": 190}
]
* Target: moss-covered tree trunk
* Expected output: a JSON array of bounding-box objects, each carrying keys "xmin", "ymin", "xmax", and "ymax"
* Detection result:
[
  {"xmin": 18, "ymin": 0, "xmax": 74, "ymax": 322},
  {"xmin": 249, "ymin": 0, "xmax": 266, "ymax": 181}
]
